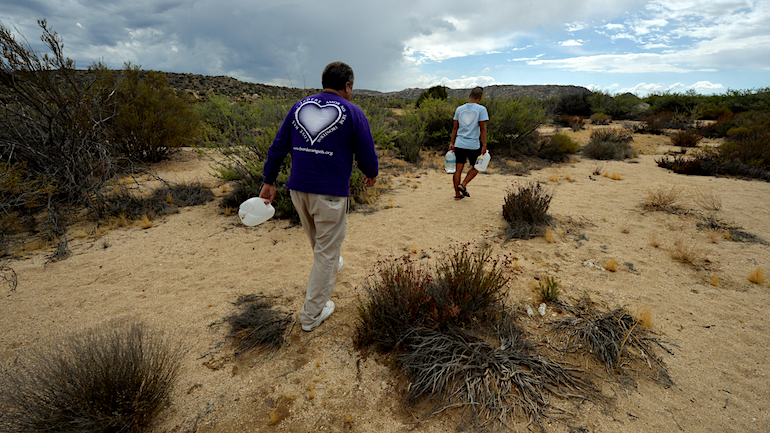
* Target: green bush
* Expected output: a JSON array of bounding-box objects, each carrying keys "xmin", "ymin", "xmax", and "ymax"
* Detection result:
[
  {"xmin": 100, "ymin": 65, "xmax": 201, "ymax": 163},
  {"xmin": 415, "ymin": 85, "xmax": 448, "ymax": 108},
  {"xmin": 356, "ymin": 97, "xmax": 397, "ymax": 149},
  {"xmin": 590, "ymin": 113, "xmax": 612, "ymax": 125},
  {"xmin": 485, "ymin": 97, "xmax": 546, "ymax": 156},
  {"xmin": 0, "ymin": 322, "xmax": 182, "ymax": 433},
  {"xmin": 721, "ymin": 110, "xmax": 770, "ymax": 168},
  {"xmin": 536, "ymin": 133, "xmax": 579, "ymax": 162},
  {"xmin": 581, "ymin": 140, "xmax": 638, "ymax": 160},
  {"xmin": 554, "ymin": 92, "xmax": 592, "ymax": 117}
]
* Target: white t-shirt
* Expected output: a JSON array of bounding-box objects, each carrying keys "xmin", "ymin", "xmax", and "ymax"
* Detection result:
[{"xmin": 453, "ymin": 102, "xmax": 489, "ymax": 150}]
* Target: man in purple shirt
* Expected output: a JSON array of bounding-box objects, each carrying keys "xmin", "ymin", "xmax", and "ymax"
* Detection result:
[{"xmin": 260, "ymin": 61, "xmax": 379, "ymax": 332}]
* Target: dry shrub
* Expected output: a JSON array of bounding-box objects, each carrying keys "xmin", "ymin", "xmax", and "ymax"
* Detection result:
[
  {"xmin": 648, "ymin": 232, "xmax": 662, "ymax": 247},
  {"xmin": 747, "ymin": 268, "xmax": 765, "ymax": 285},
  {"xmin": 604, "ymin": 259, "xmax": 617, "ymax": 272},
  {"xmin": 691, "ymin": 187, "xmax": 722, "ymax": 211},
  {"xmin": 0, "ymin": 322, "xmax": 182, "ymax": 433},
  {"xmin": 224, "ymin": 295, "xmax": 292, "ymax": 355},
  {"xmin": 400, "ymin": 320, "xmax": 602, "ymax": 430},
  {"xmin": 667, "ymin": 237, "xmax": 704, "ymax": 265},
  {"xmin": 549, "ymin": 295, "xmax": 673, "ymax": 387},
  {"xmin": 670, "ymin": 129, "xmax": 703, "ymax": 148},
  {"xmin": 354, "ymin": 245, "xmax": 508, "ymax": 352},
  {"xmin": 502, "ymin": 181, "xmax": 554, "ymax": 240},
  {"xmin": 644, "ymin": 184, "xmax": 684, "ymax": 211}
]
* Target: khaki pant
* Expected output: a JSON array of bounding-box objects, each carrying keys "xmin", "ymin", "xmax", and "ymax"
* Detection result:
[{"xmin": 290, "ymin": 190, "xmax": 348, "ymax": 327}]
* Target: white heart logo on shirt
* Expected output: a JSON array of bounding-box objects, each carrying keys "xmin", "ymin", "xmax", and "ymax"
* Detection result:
[
  {"xmin": 295, "ymin": 101, "xmax": 343, "ymax": 145},
  {"xmin": 459, "ymin": 110, "xmax": 478, "ymax": 128}
]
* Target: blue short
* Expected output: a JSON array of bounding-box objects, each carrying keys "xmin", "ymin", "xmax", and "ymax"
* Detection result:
[{"xmin": 454, "ymin": 147, "xmax": 481, "ymax": 165}]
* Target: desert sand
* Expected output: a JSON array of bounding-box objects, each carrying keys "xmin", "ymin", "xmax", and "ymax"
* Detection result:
[{"xmin": 1, "ymin": 125, "xmax": 769, "ymax": 432}]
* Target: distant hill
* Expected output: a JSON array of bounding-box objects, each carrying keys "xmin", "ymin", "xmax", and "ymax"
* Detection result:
[
  {"xmin": 66, "ymin": 70, "xmax": 591, "ymax": 101},
  {"xmin": 160, "ymin": 72, "xmax": 591, "ymax": 101},
  {"xmin": 355, "ymin": 84, "xmax": 591, "ymax": 100}
]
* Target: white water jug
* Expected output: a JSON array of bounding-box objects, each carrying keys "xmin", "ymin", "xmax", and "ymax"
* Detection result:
[
  {"xmin": 445, "ymin": 150, "xmax": 457, "ymax": 173},
  {"xmin": 239, "ymin": 197, "xmax": 275, "ymax": 226},
  {"xmin": 474, "ymin": 151, "xmax": 491, "ymax": 172}
]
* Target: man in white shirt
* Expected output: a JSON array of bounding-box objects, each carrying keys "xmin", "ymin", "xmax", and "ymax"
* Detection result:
[{"xmin": 449, "ymin": 86, "xmax": 488, "ymax": 200}]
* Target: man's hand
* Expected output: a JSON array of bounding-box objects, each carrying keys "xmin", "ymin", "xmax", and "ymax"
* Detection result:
[
  {"xmin": 449, "ymin": 142, "xmax": 455, "ymax": 151},
  {"xmin": 481, "ymin": 145, "xmax": 487, "ymax": 155},
  {"xmin": 364, "ymin": 176, "xmax": 377, "ymax": 187},
  {"xmin": 259, "ymin": 183, "xmax": 276, "ymax": 203}
]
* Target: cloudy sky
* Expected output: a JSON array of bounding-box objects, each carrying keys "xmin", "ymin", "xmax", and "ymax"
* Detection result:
[{"xmin": 1, "ymin": 0, "xmax": 768, "ymax": 95}]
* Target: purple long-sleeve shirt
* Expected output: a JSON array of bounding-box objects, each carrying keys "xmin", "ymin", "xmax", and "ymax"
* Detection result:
[{"xmin": 262, "ymin": 92, "xmax": 379, "ymax": 197}]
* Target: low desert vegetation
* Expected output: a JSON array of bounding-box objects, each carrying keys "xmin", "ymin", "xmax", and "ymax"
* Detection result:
[
  {"xmin": 670, "ymin": 129, "xmax": 703, "ymax": 148},
  {"xmin": 581, "ymin": 128, "xmax": 638, "ymax": 160},
  {"xmin": 643, "ymin": 184, "xmax": 684, "ymax": 211},
  {"xmin": 223, "ymin": 294, "xmax": 293, "ymax": 355},
  {"xmin": 0, "ymin": 322, "xmax": 182, "ymax": 433},
  {"xmin": 747, "ymin": 268, "xmax": 765, "ymax": 285},
  {"xmin": 536, "ymin": 274, "xmax": 560, "ymax": 302},
  {"xmin": 549, "ymin": 295, "xmax": 673, "ymax": 387},
  {"xmin": 691, "ymin": 186, "xmax": 722, "ymax": 211},
  {"xmin": 502, "ymin": 181, "xmax": 554, "ymax": 240}
]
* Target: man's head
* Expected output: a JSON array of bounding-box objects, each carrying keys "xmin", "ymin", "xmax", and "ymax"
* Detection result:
[
  {"xmin": 322, "ymin": 62, "xmax": 354, "ymax": 91},
  {"xmin": 469, "ymin": 86, "xmax": 484, "ymax": 101}
]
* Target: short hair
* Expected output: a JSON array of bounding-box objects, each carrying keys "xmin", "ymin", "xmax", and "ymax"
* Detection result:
[
  {"xmin": 322, "ymin": 61, "xmax": 354, "ymax": 90},
  {"xmin": 470, "ymin": 86, "xmax": 484, "ymax": 99}
]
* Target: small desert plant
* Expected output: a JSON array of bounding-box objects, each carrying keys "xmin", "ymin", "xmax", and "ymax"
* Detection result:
[
  {"xmin": 100, "ymin": 181, "xmax": 214, "ymax": 221},
  {"xmin": 747, "ymin": 268, "xmax": 765, "ymax": 285},
  {"xmin": 0, "ymin": 321, "xmax": 182, "ymax": 433},
  {"xmin": 604, "ymin": 259, "xmax": 617, "ymax": 272},
  {"xmin": 589, "ymin": 127, "xmax": 634, "ymax": 143},
  {"xmin": 549, "ymin": 295, "xmax": 672, "ymax": 386},
  {"xmin": 667, "ymin": 236, "xmax": 704, "ymax": 265},
  {"xmin": 400, "ymin": 321, "xmax": 601, "ymax": 429},
  {"xmin": 642, "ymin": 111, "xmax": 676, "ymax": 134},
  {"xmin": 583, "ymin": 141, "xmax": 638, "ymax": 160},
  {"xmin": 224, "ymin": 294, "xmax": 293, "ymax": 355},
  {"xmin": 537, "ymin": 133, "xmax": 579, "ymax": 162},
  {"xmin": 590, "ymin": 113, "xmax": 612, "ymax": 125},
  {"xmin": 643, "ymin": 184, "xmax": 684, "ymax": 211},
  {"xmin": 691, "ymin": 187, "xmax": 722, "ymax": 211},
  {"xmin": 354, "ymin": 245, "xmax": 508, "ymax": 352},
  {"xmin": 537, "ymin": 275, "xmax": 560, "ymax": 302},
  {"xmin": 670, "ymin": 129, "xmax": 703, "ymax": 148},
  {"xmin": 502, "ymin": 181, "xmax": 554, "ymax": 240}
]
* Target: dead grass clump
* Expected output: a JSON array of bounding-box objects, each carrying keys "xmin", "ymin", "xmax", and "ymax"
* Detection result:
[
  {"xmin": 667, "ymin": 237, "xmax": 704, "ymax": 265},
  {"xmin": 400, "ymin": 317, "xmax": 602, "ymax": 429},
  {"xmin": 354, "ymin": 245, "xmax": 508, "ymax": 352},
  {"xmin": 747, "ymin": 268, "xmax": 765, "ymax": 285},
  {"xmin": 648, "ymin": 232, "xmax": 662, "ymax": 247},
  {"xmin": 224, "ymin": 295, "xmax": 293, "ymax": 355},
  {"xmin": 604, "ymin": 259, "xmax": 618, "ymax": 272},
  {"xmin": 0, "ymin": 322, "xmax": 182, "ymax": 433},
  {"xmin": 692, "ymin": 187, "xmax": 722, "ymax": 211},
  {"xmin": 549, "ymin": 295, "xmax": 673, "ymax": 387},
  {"xmin": 502, "ymin": 181, "xmax": 554, "ymax": 240},
  {"xmin": 643, "ymin": 184, "xmax": 684, "ymax": 211}
]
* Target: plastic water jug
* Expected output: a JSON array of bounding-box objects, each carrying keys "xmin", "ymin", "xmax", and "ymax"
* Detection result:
[
  {"xmin": 238, "ymin": 197, "xmax": 275, "ymax": 226},
  {"xmin": 474, "ymin": 151, "xmax": 491, "ymax": 172},
  {"xmin": 445, "ymin": 150, "xmax": 456, "ymax": 173}
]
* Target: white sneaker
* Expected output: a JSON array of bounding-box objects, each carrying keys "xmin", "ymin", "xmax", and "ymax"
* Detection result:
[
  {"xmin": 302, "ymin": 300, "xmax": 335, "ymax": 332},
  {"xmin": 338, "ymin": 256, "xmax": 344, "ymax": 273}
]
